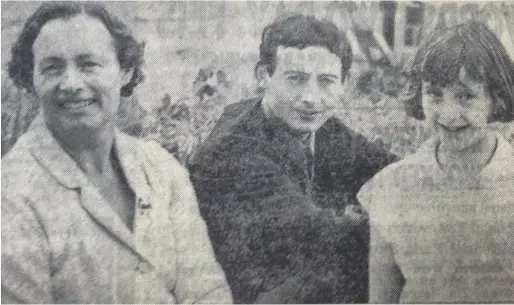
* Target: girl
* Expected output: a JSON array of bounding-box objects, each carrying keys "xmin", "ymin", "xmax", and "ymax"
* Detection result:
[{"xmin": 358, "ymin": 22, "xmax": 514, "ymax": 303}]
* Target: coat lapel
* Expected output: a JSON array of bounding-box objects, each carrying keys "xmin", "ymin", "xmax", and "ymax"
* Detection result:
[
  {"xmin": 28, "ymin": 117, "xmax": 152, "ymax": 261},
  {"xmin": 79, "ymin": 184, "xmax": 137, "ymax": 251}
]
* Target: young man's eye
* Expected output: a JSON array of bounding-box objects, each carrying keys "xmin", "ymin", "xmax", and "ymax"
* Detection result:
[
  {"xmin": 458, "ymin": 92, "xmax": 475, "ymax": 100},
  {"xmin": 319, "ymin": 77, "xmax": 336, "ymax": 87},
  {"xmin": 286, "ymin": 74, "xmax": 306, "ymax": 84},
  {"xmin": 425, "ymin": 88, "xmax": 442, "ymax": 97}
]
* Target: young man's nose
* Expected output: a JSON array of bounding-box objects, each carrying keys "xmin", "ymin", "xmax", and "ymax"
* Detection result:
[
  {"xmin": 58, "ymin": 67, "xmax": 85, "ymax": 93},
  {"xmin": 300, "ymin": 81, "xmax": 324, "ymax": 108}
]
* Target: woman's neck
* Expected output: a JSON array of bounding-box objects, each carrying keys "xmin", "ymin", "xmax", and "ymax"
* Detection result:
[
  {"xmin": 52, "ymin": 125, "xmax": 117, "ymax": 176},
  {"xmin": 437, "ymin": 132, "xmax": 497, "ymax": 173}
]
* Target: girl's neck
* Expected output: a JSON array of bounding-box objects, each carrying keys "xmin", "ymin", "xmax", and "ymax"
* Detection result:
[{"xmin": 436, "ymin": 132, "xmax": 498, "ymax": 173}]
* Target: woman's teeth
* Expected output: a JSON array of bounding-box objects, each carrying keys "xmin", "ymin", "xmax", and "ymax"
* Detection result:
[{"xmin": 61, "ymin": 100, "xmax": 94, "ymax": 109}]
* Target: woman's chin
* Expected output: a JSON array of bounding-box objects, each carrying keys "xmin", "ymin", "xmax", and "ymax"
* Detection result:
[{"xmin": 46, "ymin": 117, "xmax": 109, "ymax": 140}]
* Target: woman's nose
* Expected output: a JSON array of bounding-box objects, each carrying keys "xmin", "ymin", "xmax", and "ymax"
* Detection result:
[{"xmin": 58, "ymin": 68, "xmax": 84, "ymax": 93}]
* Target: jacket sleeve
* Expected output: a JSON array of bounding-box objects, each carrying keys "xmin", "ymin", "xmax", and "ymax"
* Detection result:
[
  {"xmin": 190, "ymin": 151, "xmax": 362, "ymax": 303},
  {"xmin": 347, "ymin": 133, "xmax": 399, "ymax": 201},
  {"xmin": 1, "ymin": 197, "xmax": 54, "ymax": 304},
  {"xmin": 166, "ymin": 158, "xmax": 233, "ymax": 304}
]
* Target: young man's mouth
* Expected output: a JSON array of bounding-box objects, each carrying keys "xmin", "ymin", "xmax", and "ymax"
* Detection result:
[
  {"xmin": 438, "ymin": 123, "xmax": 471, "ymax": 132},
  {"xmin": 295, "ymin": 108, "xmax": 323, "ymax": 117}
]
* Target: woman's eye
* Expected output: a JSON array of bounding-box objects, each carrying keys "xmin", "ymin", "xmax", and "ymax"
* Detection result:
[
  {"xmin": 430, "ymin": 97, "xmax": 443, "ymax": 104},
  {"xmin": 81, "ymin": 61, "xmax": 101, "ymax": 70}
]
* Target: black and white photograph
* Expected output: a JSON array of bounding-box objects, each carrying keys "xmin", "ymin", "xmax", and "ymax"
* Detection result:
[{"xmin": 2, "ymin": 1, "xmax": 514, "ymax": 303}]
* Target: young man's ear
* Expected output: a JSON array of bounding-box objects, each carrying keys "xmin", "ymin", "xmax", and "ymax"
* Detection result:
[{"xmin": 255, "ymin": 64, "xmax": 270, "ymax": 89}]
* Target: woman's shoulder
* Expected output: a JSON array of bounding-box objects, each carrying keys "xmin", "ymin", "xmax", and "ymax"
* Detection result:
[
  {"xmin": 118, "ymin": 132, "xmax": 190, "ymax": 180},
  {"xmin": 2, "ymin": 129, "xmax": 49, "ymax": 195}
]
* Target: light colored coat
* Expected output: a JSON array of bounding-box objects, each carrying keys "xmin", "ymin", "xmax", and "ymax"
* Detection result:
[{"xmin": 1, "ymin": 118, "xmax": 232, "ymax": 304}]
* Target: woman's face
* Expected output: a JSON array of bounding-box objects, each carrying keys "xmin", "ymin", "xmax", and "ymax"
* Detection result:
[
  {"xmin": 32, "ymin": 14, "xmax": 132, "ymax": 137},
  {"xmin": 422, "ymin": 67, "xmax": 493, "ymax": 151}
]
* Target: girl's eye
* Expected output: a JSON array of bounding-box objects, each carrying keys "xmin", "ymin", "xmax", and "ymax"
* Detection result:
[{"xmin": 40, "ymin": 64, "xmax": 63, "ymax": 75}]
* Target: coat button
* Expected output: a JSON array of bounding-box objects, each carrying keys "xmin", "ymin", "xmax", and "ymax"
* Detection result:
[{"xmin": 136, "ymin": 261, "xmax": 153, "ymax": 274}]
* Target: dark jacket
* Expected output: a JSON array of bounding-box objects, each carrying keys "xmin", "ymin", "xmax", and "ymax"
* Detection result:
[{"xmin": 188, "ymin": 98, "xmax": 397, "ymax": 303}]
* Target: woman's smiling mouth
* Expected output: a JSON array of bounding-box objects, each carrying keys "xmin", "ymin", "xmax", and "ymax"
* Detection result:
[{"xmin": 59, "ymin": 99, "xmax": 96, "ymax": 110}]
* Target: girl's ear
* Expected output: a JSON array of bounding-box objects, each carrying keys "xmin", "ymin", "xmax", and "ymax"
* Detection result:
[
  {"xmin": 255, "ymin": 64, "xmax": 270, "ymax": 89},
  {"xmin": 489, "ymin": 90, "xmax": 507, "ymax": 122}
]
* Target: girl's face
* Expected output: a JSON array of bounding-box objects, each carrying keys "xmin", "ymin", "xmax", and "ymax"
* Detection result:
[{"xmin": 422, "ymin": 67, "xmax": 493, "ymax": 151}]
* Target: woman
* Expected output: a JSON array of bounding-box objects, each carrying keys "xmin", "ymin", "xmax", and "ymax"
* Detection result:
[
  {"xmin": 1, "ymin": 2, "xmax": 231, "ymax": 303},
  {"xmin": 358, "ymin": 22, "xmax": 514, "ymax": 303}
]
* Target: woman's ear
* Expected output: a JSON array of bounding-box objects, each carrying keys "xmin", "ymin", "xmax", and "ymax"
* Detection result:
[
  {"xmin": 121, "ymin": 67, "xmax": 135, "ymax": 87},
  {"xmin": 255, "ymin": 64, "xmax": 270, "ymax": 89}
]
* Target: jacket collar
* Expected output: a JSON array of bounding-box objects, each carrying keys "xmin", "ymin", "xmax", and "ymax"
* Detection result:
[
  {"xmin": 27, "ymin": 116, "xmax": 153, "ymax": 260},
  {"xmin": 28, "ymin": 116, "xmax": 88, "ymax": 189},
  {"xmin": 28, "ymin": 115, "xmax": 148, "ymax": 193}
]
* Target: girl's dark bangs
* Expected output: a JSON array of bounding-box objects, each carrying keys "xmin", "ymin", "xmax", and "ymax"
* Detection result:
[{"xmin": 421, "ymin": 35, "xmax": 485, "ymax": 86}]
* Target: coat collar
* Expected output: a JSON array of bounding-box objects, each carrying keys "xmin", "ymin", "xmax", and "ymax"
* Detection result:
[
  {"xmin": 28, "ymin": 115, "xmax": 148, "ymax": 193},
  {"xmin": 27, "ymin": 116, "xmax": 153, "ymax": 260}
]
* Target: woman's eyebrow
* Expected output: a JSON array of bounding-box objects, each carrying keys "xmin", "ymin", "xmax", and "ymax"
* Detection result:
[{"xmin": 76, "ymin": 53, "xmax": 100, "ymax": 61}]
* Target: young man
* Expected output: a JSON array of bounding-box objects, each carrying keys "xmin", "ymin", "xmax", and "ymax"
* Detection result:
[{"xmin": 189, "ymin": 15, "xmax": 397, "ymax": 303}]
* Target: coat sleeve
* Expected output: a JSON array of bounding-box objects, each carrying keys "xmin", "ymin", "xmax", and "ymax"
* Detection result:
[
  {"xmin": 164, "ymin": 157, "xmax": 232, "ymax": 304},
  {"xmin": 349, "ymin": 133, "xmax": 399, "ymax": 199},
  {"xmin": 1, "ymin": 197, "xmax": 54, "ymax": 304},
  {"xmin": 190, "ymin": 151, "xmax": 362, "ymax": 303}
]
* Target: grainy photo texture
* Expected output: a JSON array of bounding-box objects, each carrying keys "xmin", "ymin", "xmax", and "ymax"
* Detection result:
[{"xmin": 2, "ymin": 1, "xmax": 513, "ymax": 304}]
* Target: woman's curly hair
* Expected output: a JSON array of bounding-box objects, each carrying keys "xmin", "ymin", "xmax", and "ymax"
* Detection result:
[{"xmin": 8, "ymin": 1, "xmax": 145, "ymax": 97}]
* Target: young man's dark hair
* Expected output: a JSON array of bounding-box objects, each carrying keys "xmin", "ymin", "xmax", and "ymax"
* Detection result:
[
  {"xmin": 8, "ymin": 1, "xmax": 144, "ymax": 97},
  {"xmin": 257, "ymin": 14, "xmax": 352, "ymax": 82}
]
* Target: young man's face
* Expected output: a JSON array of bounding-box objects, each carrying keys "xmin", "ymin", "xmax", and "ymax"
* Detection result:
[{"xmin": 261, "ymin": 46, "xmax": 343, "ymax": 133}]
